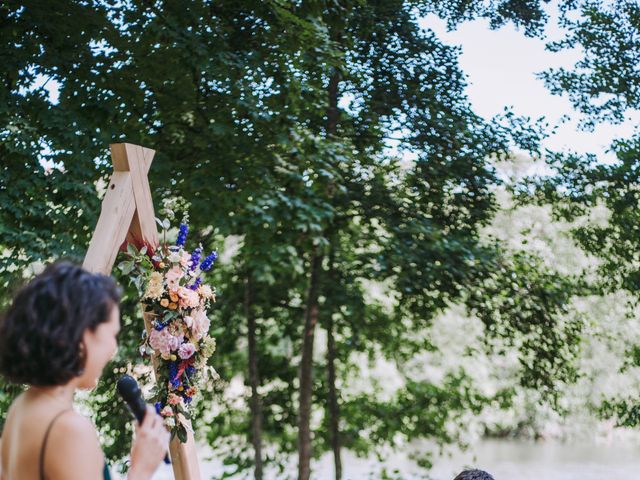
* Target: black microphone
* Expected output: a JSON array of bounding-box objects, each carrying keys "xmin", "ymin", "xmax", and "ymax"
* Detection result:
[{"xmin": 116, "ymin": 375, "xmax": 171, "ymax": 464}]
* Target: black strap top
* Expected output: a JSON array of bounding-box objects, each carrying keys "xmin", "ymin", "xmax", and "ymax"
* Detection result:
[
  {"xmin": 39, "ymin": 409, "xmax": 72, "ymax": 480},
  {"xmin": 38, "ymin": 410, "xmax": 111, "ymax": 480}
]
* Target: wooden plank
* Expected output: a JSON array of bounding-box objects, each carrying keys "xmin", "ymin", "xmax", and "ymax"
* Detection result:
[
  {"xmin": 126, "ymin": 143, "xmax": 158, "ymax": 247},
  {"xmin": 83, "ymin": 171, "xmax": 136, "ymax": 274},
  {"xmin": 110, "ymin": 143, "xmax": 131, "ymax": 172},
  {"xmin": 169, "ymin": 429, "xmax": 202, "ymax": 480}
]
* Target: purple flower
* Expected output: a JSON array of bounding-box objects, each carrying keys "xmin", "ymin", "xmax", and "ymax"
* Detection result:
[
  {"xmin": 190, "ymin": 247, "xmax": 202, "ymax": 271},
  {"xmin": 154, "ymin": 321, "xmax": 167, "ymax": 331},
  {"xmin": 188, "ymin": 277, "xmax": 202, "ymax": 291},
  {"xmin": 176, "ymin": 224, "xmax": 189, "ymax": 247},
  {"xmin": 186, "ymin": 365, "xmax": 196, "ymax": 377},
  {"xmin": 200, "ymin": 251, "xmax": 218, "ymax": 272},
  {"xmin": 168, "ymin": 361, "xmax": 182, "ymax": 387},
  {"xmin": 169, "ymin": 361, "xmax": 182, "ymax": 387},
  {"xmin": 155, "ymin": 402, "xmax": 163, "ymax": 414},
  {"xmin": 168, "ymin": 361, "xmax": 178, "ymax": 381}
]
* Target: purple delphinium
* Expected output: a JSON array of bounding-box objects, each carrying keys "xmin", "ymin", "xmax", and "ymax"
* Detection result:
[
  {"xmin": 190, "ymin": 247, "xmax": 202, "ymax": 271},
  {"xmin": 154, "ymin": 321, "xmax": 167, "ymax": 331},
  {"xmin": 200, "ymin": 251, "xmax": 218, "ymax": 272},
  {"xmin": 155, "ymin": 402, "xmax": 163, "ymax": 414},
  {"xmin": 168, "ymin": 361, "xmax": 178, "ymax": 382},
  {"xmin": 188, "ymin": 277, "xmax": 202, "ymax": 291},
  {"xmin": 176, "ymin": 223, "xmax": 189, "ymax": 247},
  {"xmin": 185, "ymin": 365, "xmax": 196, "ymax": 377}
]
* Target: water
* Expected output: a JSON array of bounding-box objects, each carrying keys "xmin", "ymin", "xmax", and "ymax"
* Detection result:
[
  {"xmin": 426, "ymin": 438, "xmax": 640, "ymax": 480},
  {"xmin": 142, "ymin": 438, "xmax": 640, "ymax": 479}
]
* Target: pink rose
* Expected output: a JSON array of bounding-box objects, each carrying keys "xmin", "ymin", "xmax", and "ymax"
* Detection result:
[
  {"xmin": 191, "ymin": 309, "xmax": 210, "ymax": 340},
  {"xmin": 160, "ymin": 406, "xmax": 174, "ymax": 417},
  {"xmin": 165, "ymin": 265, "xmax": 184, "ymax": 288},
  {"xmin": 180, "ymin": 251, "xmax": 191, "ymax": 267},
  {"xmin": 178, "ymin": 342, "xmax": 196, "ymax": 359},
  {"xmin": 149, "ymin": 328, "xmax": 181, "ymax": 355},
  {"xmin": 178, "ymin": 286, "xmax": 200, "ymax": 309},
  {"xmin": 167, "ymin": 393, "xmax": 182, "ymax": 405}
]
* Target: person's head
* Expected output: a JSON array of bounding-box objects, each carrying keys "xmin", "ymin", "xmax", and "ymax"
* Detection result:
[
  {"xmin": 454, "ymin": 469, "xmax": 495, "ymax": 480},
  {"xmin": 0, "ymin": 261, "xmax": 122, "ymax": 389}
]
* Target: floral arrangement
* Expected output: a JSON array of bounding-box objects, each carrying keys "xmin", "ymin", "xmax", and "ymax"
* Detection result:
[{"xmin": 118, "ymin": 221, "xmax": 218, "ymax": 442}]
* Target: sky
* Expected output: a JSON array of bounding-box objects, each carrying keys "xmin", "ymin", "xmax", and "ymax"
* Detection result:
[{"xmin": 419, "ymin": 7, "xmax": 638, "ymax": 163}]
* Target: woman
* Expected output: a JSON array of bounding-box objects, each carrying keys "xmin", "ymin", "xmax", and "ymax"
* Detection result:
[{"xmin": 0, "ymin": 262, "xmax": 169, "ymax": 479}]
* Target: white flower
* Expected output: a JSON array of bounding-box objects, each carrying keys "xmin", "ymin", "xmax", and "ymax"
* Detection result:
[
  {"xmin": 143, "ymin": 271, "xmax": 164, "ymax": 300},
  {"xmin": 168, "ymin": 251, "xmax": 182, "ymax": 263},
  {"xmin": 198, "ymin": 284, "xmax": 215, "ymax": 301}
]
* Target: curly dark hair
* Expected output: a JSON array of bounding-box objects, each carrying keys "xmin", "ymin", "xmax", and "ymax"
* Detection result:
[
  {"xmin": 454, "ymin": 469, "xmax": 495, "ymax": 480},
  {"xmin": 0, "ymin": 261, "xmax": 122, "ymax": 386}
]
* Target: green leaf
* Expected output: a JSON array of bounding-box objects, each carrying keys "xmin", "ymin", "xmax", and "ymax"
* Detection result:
[
  {"xmin": 127, "ymin": 243, "xmax": 138, "ymax": 256},
  {"xmin": 163, "ymin": 310, "xmax": 178, "ymax": 321},
  {"xmin": 177, "ymin": 425, "xmax": 188, "ymax": 443},
  {"xmin": 117, "ymin": 261, "xmax": 134, "ymax": 275}
]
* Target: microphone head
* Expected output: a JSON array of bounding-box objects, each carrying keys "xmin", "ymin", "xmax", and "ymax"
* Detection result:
[
  {"xmin": 116, "ymin": 374, "xmax": 141, "ymax": 402},
  {"xmin": 116, "ymin": 374, "xmax": 147, "ymax": 423}
]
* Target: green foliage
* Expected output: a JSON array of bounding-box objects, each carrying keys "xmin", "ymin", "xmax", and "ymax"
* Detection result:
[
  {"xmin": 466, "ymin": 251, "xmax": 586, "ymax": 400},
  {"xmin": 510, "ymin": 0, "xmax": 640, "ymax": 429},
  {"xmin": 540, "ymin": 0, "xmax": 640, "ymax": 127},
  {"xmin": 0, "ymin": 0, "xmax": 592, "ymax": 477},
  {"xmin": 337, "ymin": 373, "xmax": 490, "ymax": 455}
]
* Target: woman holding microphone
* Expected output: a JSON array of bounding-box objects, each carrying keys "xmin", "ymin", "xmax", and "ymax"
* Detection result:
[{"xmin": 0, "ymin": 262, "xmax": 169, "ymax": 480}]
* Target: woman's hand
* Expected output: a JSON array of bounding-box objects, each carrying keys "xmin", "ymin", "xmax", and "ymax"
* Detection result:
[{"xmin": 128, "ymin": 406, "xmax": 171, "ymax": 480}]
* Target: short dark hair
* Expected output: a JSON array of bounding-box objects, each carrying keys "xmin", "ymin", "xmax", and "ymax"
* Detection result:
[
  {"xmin": 454, "ymin": 469, "xmax": 495, "ymax": 480},
  {"xmin": 0, "ymin": 261, "xmax": 122, "ymax": 386}
]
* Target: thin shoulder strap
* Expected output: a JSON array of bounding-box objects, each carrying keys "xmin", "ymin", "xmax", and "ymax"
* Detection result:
[{"xmin": 39, "ymin": 409, "xmax": 72, "ymax": 480}]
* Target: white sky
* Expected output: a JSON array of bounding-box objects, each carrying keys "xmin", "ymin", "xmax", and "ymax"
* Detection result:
[{"xmin": 419, "ymin": 8, "xmax": 639, "ymax": 162}]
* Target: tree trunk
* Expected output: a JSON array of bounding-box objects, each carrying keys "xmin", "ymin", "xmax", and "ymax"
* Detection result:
[
  {"xmin": 297, "ymin": 252, "xmax": 322, "ymax": 480},
  {"xmin": 326, "ymin": 312, "xmax": 342, "ymax": 480},
  {"xmin": 245, "ymin": 274, "xmax": 263, "ymax": 480},
  {"xmin": 326, "ymin": 72, "xmax": 340, "ymax": 136},
  {"xmin": 298, "ymin": 68, "xmax": 340, "ymax": 480}
]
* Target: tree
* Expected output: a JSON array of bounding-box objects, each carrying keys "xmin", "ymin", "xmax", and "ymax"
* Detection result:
[
  {"xmin": 515, "ymin": 0, "xmax": 640, "ymax": 427},
  {"xmin": 0, "ymin": 2, "xmax": 591, "ymax": 479}
]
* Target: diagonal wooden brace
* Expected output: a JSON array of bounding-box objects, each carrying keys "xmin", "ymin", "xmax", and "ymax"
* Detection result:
[{"xmin": 83, "ymin": 143, "xmax": 201, "ymax": 480}]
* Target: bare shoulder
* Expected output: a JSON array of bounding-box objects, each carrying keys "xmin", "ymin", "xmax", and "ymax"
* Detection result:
[
  {"xmin": 45, "ymin": 411, "xmax": 104, "ymax": 480},
  {"xmin": 52, "ymin": 410, "xmax": 97, "ymax": 435}
]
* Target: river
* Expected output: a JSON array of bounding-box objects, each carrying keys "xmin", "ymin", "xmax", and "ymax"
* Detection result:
[{"xmin": 142, "ymin": 437, "xmax": 640, "ymax": 479}]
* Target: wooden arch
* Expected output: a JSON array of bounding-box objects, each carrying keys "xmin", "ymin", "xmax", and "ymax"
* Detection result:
[{"xmin": 83, "ymin": 143, "xmax": 201, "ymax": 480}]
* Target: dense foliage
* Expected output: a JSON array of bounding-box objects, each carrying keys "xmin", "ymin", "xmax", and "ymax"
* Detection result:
[{"xmin": 1, "ymin": 1, "xmax": 621, "ymax": 478}]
